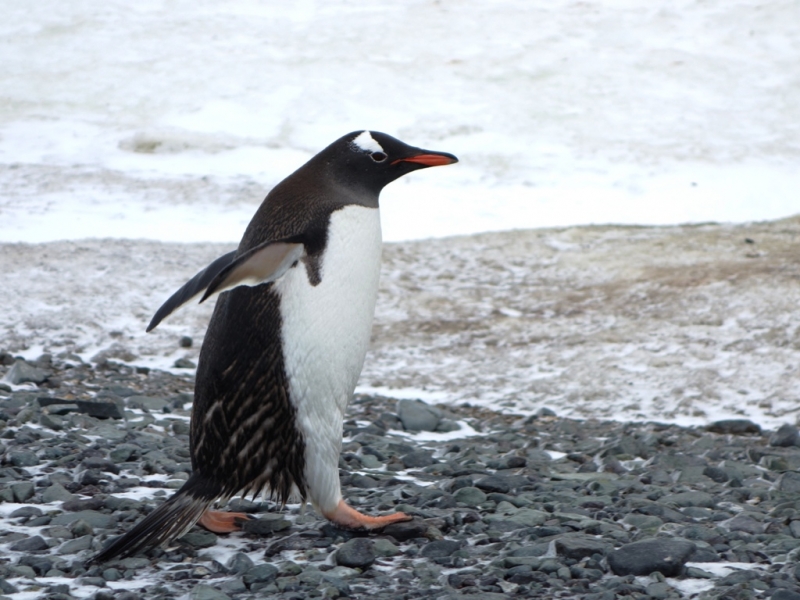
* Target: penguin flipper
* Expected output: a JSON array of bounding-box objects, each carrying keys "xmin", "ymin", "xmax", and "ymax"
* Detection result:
[
  {"xmin": 200, "ymin": 241, "xmax": 305, "ymax": 303},
  {"xmin": 146, "ymin": 250, "xmax": 237, "ymax": 332}
]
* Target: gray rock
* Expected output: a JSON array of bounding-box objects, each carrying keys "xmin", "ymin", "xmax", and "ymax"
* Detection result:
[
  {"xmin": 770, "ymin": 423, "xmax": 800, "ymax": 447},
  {"xmin": 242, "ymin": 563, "xmax": 278, "ymax": 586},
  {"xmin": 40, "ymin": 413, "xmax": 66, "ymax": 430},
  {"xmin": 58, "ymin": 535, "xmax": 94, "ymax": 555},
  {"xmin": 189, "ymin": 584, "xmax": 231, "ymax": 600},
  {"xmin": 336, "ymin": 538, "xmax": 376, "ymax": 568},
  {"xmin": 8, "ymin": 450, "xmax": 39, "ymax": 467},
  {"xmin": 779, "ymin": 472, "xmax": 800, "ymax": 493},
  {"xmin": 382, "ymin": 519, "xmax": 428, "ymax": 541},
  {"xmin": 372, "ymin": 538, "xmax": 401, "ymax": 557},
  {"xmin": 11, "ymin": 482, "xmax": 35, "ymax": 502},
  {"xmin": 10, "ymin": 535, "xmax": 49, "ymax": 552},
  {"xmin": 5, "ymin": 359, "xmax": 50, "ymax": 384},
  {"xmin": 475, "ymin": 475, "xmax": 511, "ymax": 494},
  {"xmin": 401, "ymin": 450, "xmax": 434, "ymax": 468},
  {"xmin": 608, "ymin": 539, "xmax": 696, "ymax": 576},
  {"xmin": 555, "ymin": 536, "xmax": 611, "ymax": 560},
  {"xmin": 419, "ymin": 540, "xmax": 461, "ymax": 558},
  {"xmin": 646, "ymin": 582, "xmax": 673, "ymax": 599},
  {"xmin": 726, "ymin": 514, "xmax": 763, "ymax": 534},
  {"xmin": 622, "ymin": 514, "xmax": 663, "ymax": 531},
  {"xmin": 659, "ymin": 491, "xmax": 715, "ymax": 508},
  {"xmin": 180, "ymin": 530, "xmax": 218, "ymax": 548},
  {"xmin": 453, "ymin": 486, "xmax": 487, "ymax": 507},
  {"xmin": 227, "ymin": 552, "xmax": 254, "ymax": 575},
  {"xmin": 9, "ymin": 506, "xmax": 43, "ymax": 519},
  {"xmin": 128, "ymin": 395, "xmax": 169, "ymax": 412},
  {"xmin": 396, "ymin": 399, "xmax": 440, "ymax": 431},
  {"xmin": 772, "ymin": 591, "xmax": 800, "ymax": 600},
  {"xmin": 173, "ymin": 358, "xmax": 196, "ymax": 369},
  {"xmin": 51, "ymin": 510, "xmax": 114, "ymax": 530},
  {"xmin": 241, "ymin": 516, "xmax": 290, "ymax": 535},
  {"xmin": 0, "ymin": 579, "xmax": 19, "ymax": 594},
  {"xmin": 706, "ymin": 419, "xmax": 761, "ymax": 435}
]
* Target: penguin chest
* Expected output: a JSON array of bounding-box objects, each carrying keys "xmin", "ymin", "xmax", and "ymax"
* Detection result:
[{"xmin": 275, "ymin": 205, "xmax": 382, "ymax": 413}]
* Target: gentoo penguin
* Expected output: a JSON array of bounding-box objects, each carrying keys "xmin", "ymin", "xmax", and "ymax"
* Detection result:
[{"xmin": 91, "ymin": 131, "xmax": 457, "ymax": 562}]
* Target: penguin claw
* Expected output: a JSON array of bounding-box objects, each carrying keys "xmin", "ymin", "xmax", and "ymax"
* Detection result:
[
  {"xmin": 198, "ymin": 510, "xmax": 253, "ymax": 533},
  {"xmin": 324, "ymin": 500, "xmax": 413, "ymax": 531}
]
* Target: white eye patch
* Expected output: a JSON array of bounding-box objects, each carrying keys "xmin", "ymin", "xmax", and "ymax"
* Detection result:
[{"xmin": 350, "ymin": 131, "xmax": 384, "ymax": 153}]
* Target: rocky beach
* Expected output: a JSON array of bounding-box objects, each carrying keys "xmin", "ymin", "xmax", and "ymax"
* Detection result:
[{"xmin": 2, "ymin": 217, "xmax": 800, "ymax": 599}]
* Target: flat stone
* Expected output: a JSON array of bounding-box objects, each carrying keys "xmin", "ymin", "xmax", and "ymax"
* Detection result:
[
  {"xmin": 9, "ymin": 506, "xmax": 43, "ymax": 519},
  {"xmin": 128, "ymin": 396, "xmax": 170, "ymax": 412},
  {"xmin": 706, "ymin": 419, "xmax": 761, "ymax": 435},
  {"xmin": 556, "ymin": 536, "xmax": 612, "ymax": 560},
  {"xmin": 475, "ymin": 475, "xmax": 511, "ymax": 494},
  {"xmin": 51, "ymin": 510, "xmax": 114, "ymax": 529},
  {"xmin": 10, "ymin": 535, "xmax": 49, "ymax": 552},
  {"xmin": 189, "ymin": 584, "xmax": 231, "ymax": 600},
  {"xmin": 622, "ymin": 514, "xmax": 663, "ymax": 531},
  {"xmin": 382, "ymin": 519, "xmax": 428, "ymax": 541},
  {"xmin": 75, "ymin": 399, "xmax": 125, "ymax": 419},
  {"xmin": 608, "ymin": 539, "xmax": 696, "ymax": 577},
  {"xmin": 419, "ymin": 540, "xmax": 460, "ymax": 558},
  {"xmin": 396, "ymin": 399, "xmax": 440, "ymax": 432},
  {"xmin": 659, "ymin": 491, "xmax": 715, "ymax": 508},
  {"xmin": 336, "ymin": 538, "xmax": 376, "ymax": 568},
  {"xmin": 241, "ymin": 516, "xmax": 290, "ymax": 535}
]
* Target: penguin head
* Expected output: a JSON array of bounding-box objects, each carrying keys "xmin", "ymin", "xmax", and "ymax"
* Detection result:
[{"xmin": 321, "ymin": 130, "xmax": 458, "ymax": 195}]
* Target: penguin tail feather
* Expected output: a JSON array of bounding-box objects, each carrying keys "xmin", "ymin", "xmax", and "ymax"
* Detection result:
[{"xmin": 88, "ymin": 474, "xmax": 220, "ymax": 565}]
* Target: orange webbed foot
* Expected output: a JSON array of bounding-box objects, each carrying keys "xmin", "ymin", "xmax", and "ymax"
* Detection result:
[
  {"xmin": 323, "ymin": 500, "xmax": 412, "ymax": 531},
  {"xmin": 198, "ymin": 509, "xmax": 252, "ymax": 533}
]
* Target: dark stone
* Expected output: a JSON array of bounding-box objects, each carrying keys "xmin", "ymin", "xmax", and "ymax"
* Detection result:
[
  {"xmin": 401, "ymin": 451, "xmax": 434, "ymax": 468},
  {"xmin": 608, "ymin": 539, "xmax": 696, "ymax": 577},
  {"xmin": 7, "ymin": 450, "xmax": 39, "ymax": 467},
  {"xmin": 10, "ymin": 535, "xmax": 49, "ymax": 552},
  {"xmin": 382, "ymin": 519, "xmax": 428, "ymax": 541},
  {"xmin": 703, "ymin": 466, "xmax": 729, "ymax": 483},
  {"xmin": 179, "ymin": 530, "xmax": 218, "ymax": 548},
  {"xmin": 227, "ymin": 552, "xmax": 254, "ymax": 575},
  {"xmin": 771, "ymin": 424, "xmax": 800, "ymax": 447},
  {"xmin": 335, "ymin": 538, "xmax": 376, "ymax": 568},
  {"xmin": 771, "ymin": 591, "xmax": 800, "ymax": 600},
  {"xmin": 780, "ymin": 472, "xmax": 800, "ymax": 493},
  {"xmin": 242, "ymin": 563, "xmax": 278, "ymax": 586},
  {"xmin": 419, "ymin": 540, "xmax": 461, "ymax": 558},
  {"xmin": 726, "ymin": 514, "xmax": 763, "ymax": 534},
  {"xmin": 75, "ymin": 399, "xmax": 125, "ymax": 420},
  {"xmin": 241, "ymin": 517, "xmax": 290, "ymax": 536},
  {"xmin": 18, "ymin": 554, "xmax": 54, "ymax": 575},
  {"xmin": 475, "ymin": 475, "xmax": 511, "ymax": 494},
  {"xmin": 173, "ymin": 358, "xmax": 196, "ymax": 369},
  {"xmin": 706, "ymin": 419, "xmax": 761, "ymax": 435},
  {"xmin": 555, "ymin": 536, "xmax": 611, "ymax": 560},
  {"xmin": 179, "ymin": 336, "xmax": 193, "ymax": 348}
]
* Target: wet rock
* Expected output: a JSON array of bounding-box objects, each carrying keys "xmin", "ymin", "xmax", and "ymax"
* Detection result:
[
  {"xmin": 779, "ymin": 472, "xmax": 800, "ymax": 493},
  {"xmin": 474, "ymin": 475, "xmax": 511, "ymax": 494},
  {"xmin": 180, "ymin": 530, "xmax": 218, "ymax": 548},
  {"xmin": 51, "ymin": 510, "xmax": 114, "ymax": 530},
  {"xmin": 189, "ymin": 584, "xmax": 231, "ymax": 600},
  {"xmin": 7, "ymin": 450, "xmax": 39, "ymax": 467},
  {"xmin": 608, "ymin": 539, "xmax": 696, "ymax": 577},
  {"xmin": 11, "ymin": 482, "xmax": 35, "ymax": 502},
  {"xmin": 173, "ymin": 358, "xmax": 196, "ymax": 369},
  {"xmin": 396, "ymin": 399, "xmax": 440, "ymax": 432},
  {"xmin": 382, "ymin": 518, "xmax": 428, "ymax": 541},
  {"xmin": 556, "ymin": 536, "xmax": 611, "ymax": 560},
  {"xmin": 242, "ymin": 563, "xmax": 278, "ymax": 586},
  {"xmin": 453, "ymin": 486, "xmax": 487, "ymax": 507},
  {"xmin": 241, "ymin": 516, "xmax": 290, "ymax": 535},
  {"xmin": 336, "ymin": 538, "xmax": 376, "ymax": 568},
  {"xmin": 75, "ymin": 399, "xmax": 125, "ymax": 419},
  {"xmin": 227, "ymin": 552, "xmax": 254, "ymax": 575}
]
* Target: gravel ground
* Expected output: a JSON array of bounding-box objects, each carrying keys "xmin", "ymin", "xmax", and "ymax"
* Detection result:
[{"xmin": 2, "ymin": 357, "xmax": 800, "ymax": 599}]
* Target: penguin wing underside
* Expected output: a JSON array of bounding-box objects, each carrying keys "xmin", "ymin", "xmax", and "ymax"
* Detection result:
[
  {"xmin": 147, "ymin": 250, "xmax": 238, "ymax": 332},
  {"xmin": 146, "ymin": 242, "xmax": 304, "ymax": 332}
]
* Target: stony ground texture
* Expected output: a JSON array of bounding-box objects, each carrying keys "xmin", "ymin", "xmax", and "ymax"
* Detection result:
[
  {"xmin": 2, "ymin": 217, "xmax": 800, "ymax": 427},
  {"xmin": 2, "ymin": 359, "xmax": 800, "ymax": 599}
]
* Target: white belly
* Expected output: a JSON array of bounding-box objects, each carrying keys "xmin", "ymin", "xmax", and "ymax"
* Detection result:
[{"xmin": 274, "ymin": 205, "xmax": 382, "ymax": 510}]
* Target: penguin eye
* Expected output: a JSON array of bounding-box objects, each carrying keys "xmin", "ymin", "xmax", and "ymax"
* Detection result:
[{"xmin": 370, "ymin": 151, "xmax": 387, "ymax": 163}]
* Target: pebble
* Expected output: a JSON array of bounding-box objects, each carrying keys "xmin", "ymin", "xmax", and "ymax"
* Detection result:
[
  {"xmin": 396, "ymin": 398, "xmax": 440, "ymax": 431},
  {"xmin": 608, "ymin": 539, "xmax": 696, "ymax": 577},
  {"xmin": 2, "ymin": 359, "xmax": 800, "ymax": 599}
]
